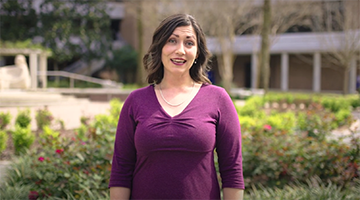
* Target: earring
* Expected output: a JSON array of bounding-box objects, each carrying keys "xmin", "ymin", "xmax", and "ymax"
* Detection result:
[{"xmin": 194, "ymin": 59, "xmax": 197, "ymax": 65}]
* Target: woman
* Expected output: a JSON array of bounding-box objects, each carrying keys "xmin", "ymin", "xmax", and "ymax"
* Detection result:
[{"xmin": 109, "ymin": 13, "xmax": 244, "ymax": 200}]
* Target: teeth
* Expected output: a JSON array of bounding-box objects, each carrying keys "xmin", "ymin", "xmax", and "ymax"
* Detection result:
[{"xmin": 171, "ymin": 59, "xmax": 185, "ymax": 63}]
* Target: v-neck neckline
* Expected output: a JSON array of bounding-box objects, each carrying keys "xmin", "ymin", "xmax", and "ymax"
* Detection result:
[{"xmin": 152, "ymin": 83, "xmax": 204, "ymax": 118}]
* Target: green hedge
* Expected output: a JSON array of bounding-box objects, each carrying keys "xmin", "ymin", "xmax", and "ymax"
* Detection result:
[{"xmin": 237, "ymin": 93, "xmax": 357, "ymax": 131}]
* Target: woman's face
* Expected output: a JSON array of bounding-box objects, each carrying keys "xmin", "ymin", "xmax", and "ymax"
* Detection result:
[{"xmin": 161, "ymin": 25, "xmax": 198, "ymax": 77}]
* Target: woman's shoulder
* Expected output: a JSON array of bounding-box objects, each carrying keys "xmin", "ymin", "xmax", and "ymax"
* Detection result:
[
  {"xmin": 127, "ymin": 85, "xmax": 154, "ymax": 98},
  {"xmin": 123, "ymin": 85, "xmax": 154, "ymax": 106},
  {"xmin": 201, "ymin": 83, "xmax": 228, "ymax": 97}
]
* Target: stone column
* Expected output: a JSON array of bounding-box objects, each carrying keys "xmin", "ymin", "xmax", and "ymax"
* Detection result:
[
  {"xmin": 29, "ymin": 53, "xmax": 38, "ymax": 90},
  {"xmin": 313, "ymin": 52, "xmax": 321, "ymax": 92},
  {"xmin": 281, "ymin": 53, "xmax": 289, "ymax": 91},
  {"xmin": 251, "ymin": 53, "xmax": 258, "ymax": 89},
  {"xmin": 349, "ymin": 57, "xmax": 357, "ymax": 94},
  {"xmin": 39, "ymin": 54, "xmax": 47, "ymax": 89}
]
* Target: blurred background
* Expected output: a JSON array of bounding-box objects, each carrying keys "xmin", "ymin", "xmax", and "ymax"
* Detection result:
[
  {"xmin": 0, "ymin": 0, "xmax": 359, "ymax": 94},
  {"xmin": 0, "ymin": 1, "xmax": 360, "ymax": 199}
]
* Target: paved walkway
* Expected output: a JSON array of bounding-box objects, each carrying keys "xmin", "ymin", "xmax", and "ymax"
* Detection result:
[{"xmin": 0, "ymin": 101, "xmax": 112, "ymax": 131}]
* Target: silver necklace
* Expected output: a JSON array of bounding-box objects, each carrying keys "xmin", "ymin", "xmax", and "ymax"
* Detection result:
[{"xmin": 159, "ymin": 82, "xmax": 195, "ymax": 107}]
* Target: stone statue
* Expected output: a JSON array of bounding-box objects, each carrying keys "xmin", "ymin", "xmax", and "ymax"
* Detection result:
[{"xmin": 0, "ymin": 54, "xmax": 31, "ymax": 90}]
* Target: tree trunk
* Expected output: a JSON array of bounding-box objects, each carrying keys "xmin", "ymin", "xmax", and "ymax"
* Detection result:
[
  {"xmin": 135, "ymin": 2, "xmax": 146, "ymax": 86},
  {"xmin": 218, "ymin": 51, "xmax": 233, "ymax": 94},
  {"xmin": 258, "ymin": 0, "xmax": 271, "ymax": 93},
  {"xmin": 343, "ymin": 66, "xmax": 349, "ymax": 94}
]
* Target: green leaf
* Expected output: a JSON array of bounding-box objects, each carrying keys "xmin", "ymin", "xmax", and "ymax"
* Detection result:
[{"xmin": 76, "ymin": 153, "xmax": 85, "ymax": 161}]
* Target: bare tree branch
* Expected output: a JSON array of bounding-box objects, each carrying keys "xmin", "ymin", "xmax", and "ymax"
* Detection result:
[{"xmin": 312, "ymin": 0, "xmax": 360, "ymax": 94}]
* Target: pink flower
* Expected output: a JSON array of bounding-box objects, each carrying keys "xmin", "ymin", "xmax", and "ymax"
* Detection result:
[
  {"xmin": 28, "ymin": 191, "xmax": 39, "ymax": 200},
  {"xmin": 38, "ymin": 157, "xmax": 45, "ymax": 162},
  {"xmin": 264, "ymin": 124, "xmax": 272, "ymax": 131},
  {"xmin": 55, "ymin": 149, "xmax": 64, "ymax": 154}
]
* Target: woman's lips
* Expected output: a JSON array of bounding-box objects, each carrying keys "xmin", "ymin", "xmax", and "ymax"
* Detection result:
[{"xmin": 171, "ymin": 58, "xmax": 187, "ymax": 65}]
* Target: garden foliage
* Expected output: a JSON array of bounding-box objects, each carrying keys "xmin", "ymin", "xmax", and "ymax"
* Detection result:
[
  {"xmin": 35, "ymin": 107, "xmax": 54, "ymax": 131},
  {"xmin": 247, "ymin": 177, "xmax": 360, "ymax": 200},
  {"xmin": 0, "ymin": 130, "xmax": 8, "ymax": 154},
  {"xmin": 238, "ymin": 93, "xmax": 359, "ymax": 189},
  {"xmin": 11, "ymin": 125, "xmax": 35, "ymax": 155},
  {"xmin": 15, "ymin": 108, "xmax": 32, "ymax": 128},
  {"xmin": 1, "ymin": 99, "xmax": 122, "ymax": 199},
  {"xmin": 0, "ymin": 94, "xmax": 359, "ymax": 198},
  {"xmin": 0, "ymin": 112, "xmax": 11, "ymax": 130}
]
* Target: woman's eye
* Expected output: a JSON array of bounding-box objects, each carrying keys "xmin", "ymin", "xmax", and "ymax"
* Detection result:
[
  {"xmin": 168, "ymin": 39, "xmax": 176, "ymax": 43},
  {"xmin": 186, "ymin": 41, "xmax": 195, "ymax": 46}
]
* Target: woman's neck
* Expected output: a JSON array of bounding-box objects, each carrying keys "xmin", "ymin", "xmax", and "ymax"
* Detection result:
[{"xmin": 161, "ymin": 75, "xmax": 194, "ymax": 89}]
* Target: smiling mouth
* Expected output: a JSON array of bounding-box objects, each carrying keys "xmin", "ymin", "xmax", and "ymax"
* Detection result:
[{"xmin": 171, "ymin": 59, "xmax": 187, "ymax": 64}]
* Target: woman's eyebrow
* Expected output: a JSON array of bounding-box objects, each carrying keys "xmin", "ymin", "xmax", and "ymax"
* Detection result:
[{"xmin": 172, "ymin": 33, "xmax": 196, "ymax": 40}]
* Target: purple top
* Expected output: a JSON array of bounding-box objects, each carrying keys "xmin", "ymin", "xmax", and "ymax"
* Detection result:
[{"xmin": 109, "ymin": 84, "xmax": 244, "ymax": 199}]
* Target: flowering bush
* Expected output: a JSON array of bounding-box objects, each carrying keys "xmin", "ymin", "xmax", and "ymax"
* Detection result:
[
  {"xmin": 1, "ymin": 98, "xmax": 122, "ymax": 199},
  {"xmin": 239, "ymin": 93, "xmax": 359, "ymax": 188},
  {"xmin": 242, "ymin": 122, "xmax": 360, "ymax": 188},
  {"xmin": 3, "ymin": 134, "xmax": 112, "ymax": 199}
]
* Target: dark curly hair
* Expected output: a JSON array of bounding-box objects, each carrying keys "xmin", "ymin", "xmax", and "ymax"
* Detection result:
[{"xmin": 143, "ymin": 13, "xmax": 212, "ymax": 84}]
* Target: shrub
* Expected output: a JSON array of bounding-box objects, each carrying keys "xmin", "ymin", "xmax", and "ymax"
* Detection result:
[
  {"xmin": 347, "ymin": 95, "xmax": 360, "ymax": 108},
  {"xmin": 320, "ymin": 96, "xmax": 351, "ymax": 113},
  {"xmin": 246, "ymin": 177, "xmax": 360, "ymax": 200},
  {"xmin": 266, "ymin": 112, "xmax": 296, "ymax": 134},
  {"xmin": 3, "ymin": 127, "xmax": 112, "ymax": 199},
  {"xmin": 109, "ymin": 98, "xmax": 123, "ymax": 118},
  {"xmin": 0, "ymin": 183, "xmax": 33, "ymax": 200},
  {"xmin": 236, "ymin": 97, "xmax": 266, "ymax": 118},
  {"xmin": 35, "ymin": 106, "xmax": 54, "ymax": 131},
  {"xmin": 297, "ymin": 110, "xmax": 337, "ymax": 141},
  {"xmin": 11, "ymin": 124, "xmax": 35, "ymax": 155},
  {"xmin": 239, "ymin": 116, "xmax": 261, "ymax": 132},
  {"xmin": 75, "ymin": 124, "xmax": 89, "ymax": 142},
  {"xmin": 15, "ymin": 109, "xmax": 31, "ymax": 128},
  {"xmin": 335, "ymin": 108, "xmax": 352, "ymax": 127},
  {"xmin": 242, "ymin": 124, "xmax": 359, "ymax": 188},
  {"xmin": 0, "ymin": 130, "xmax": 8, "ymax": 154},
  {"xmin": 39, "ymin": 125, "xmax": 60, "ymax": 148},
  {"xmin": 1, "ymin": 99, "xmax": 125, "ymax": 198},
  {"xmin": 0, "ymin": 112, "xmax": 11, "ymax": 130}
]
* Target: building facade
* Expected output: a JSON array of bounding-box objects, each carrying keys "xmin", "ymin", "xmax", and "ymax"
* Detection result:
[{"xmin": 120, "ymin": 0, "xmax": 360, "ymax": 94}]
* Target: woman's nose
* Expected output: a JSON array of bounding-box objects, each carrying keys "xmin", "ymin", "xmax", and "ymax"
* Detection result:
[{"xmin": 175, "ymin": 43, "xmax": 185, "ymax": 55}]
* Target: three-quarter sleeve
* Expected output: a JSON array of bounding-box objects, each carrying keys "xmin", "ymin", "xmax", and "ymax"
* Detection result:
[
  {"xmin": 215, "ymin": 88, "xmax": 244, "ymax": 189},
  {"xmin": 109, "ymin": 93, "xmax": 137, "ymax": 188}
]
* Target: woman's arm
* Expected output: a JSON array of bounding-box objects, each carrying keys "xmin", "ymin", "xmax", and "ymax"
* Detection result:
[
  {"xmin": 223, "ymin": 188, "xmax": 244, "ymax": 200},
  {"xmin": 215, "ymin": 88, "xmax": 245, "ymax": 190},
  {"xmin": 110, "ymin": 187, "xmax": 131, "ymax": 200}
]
